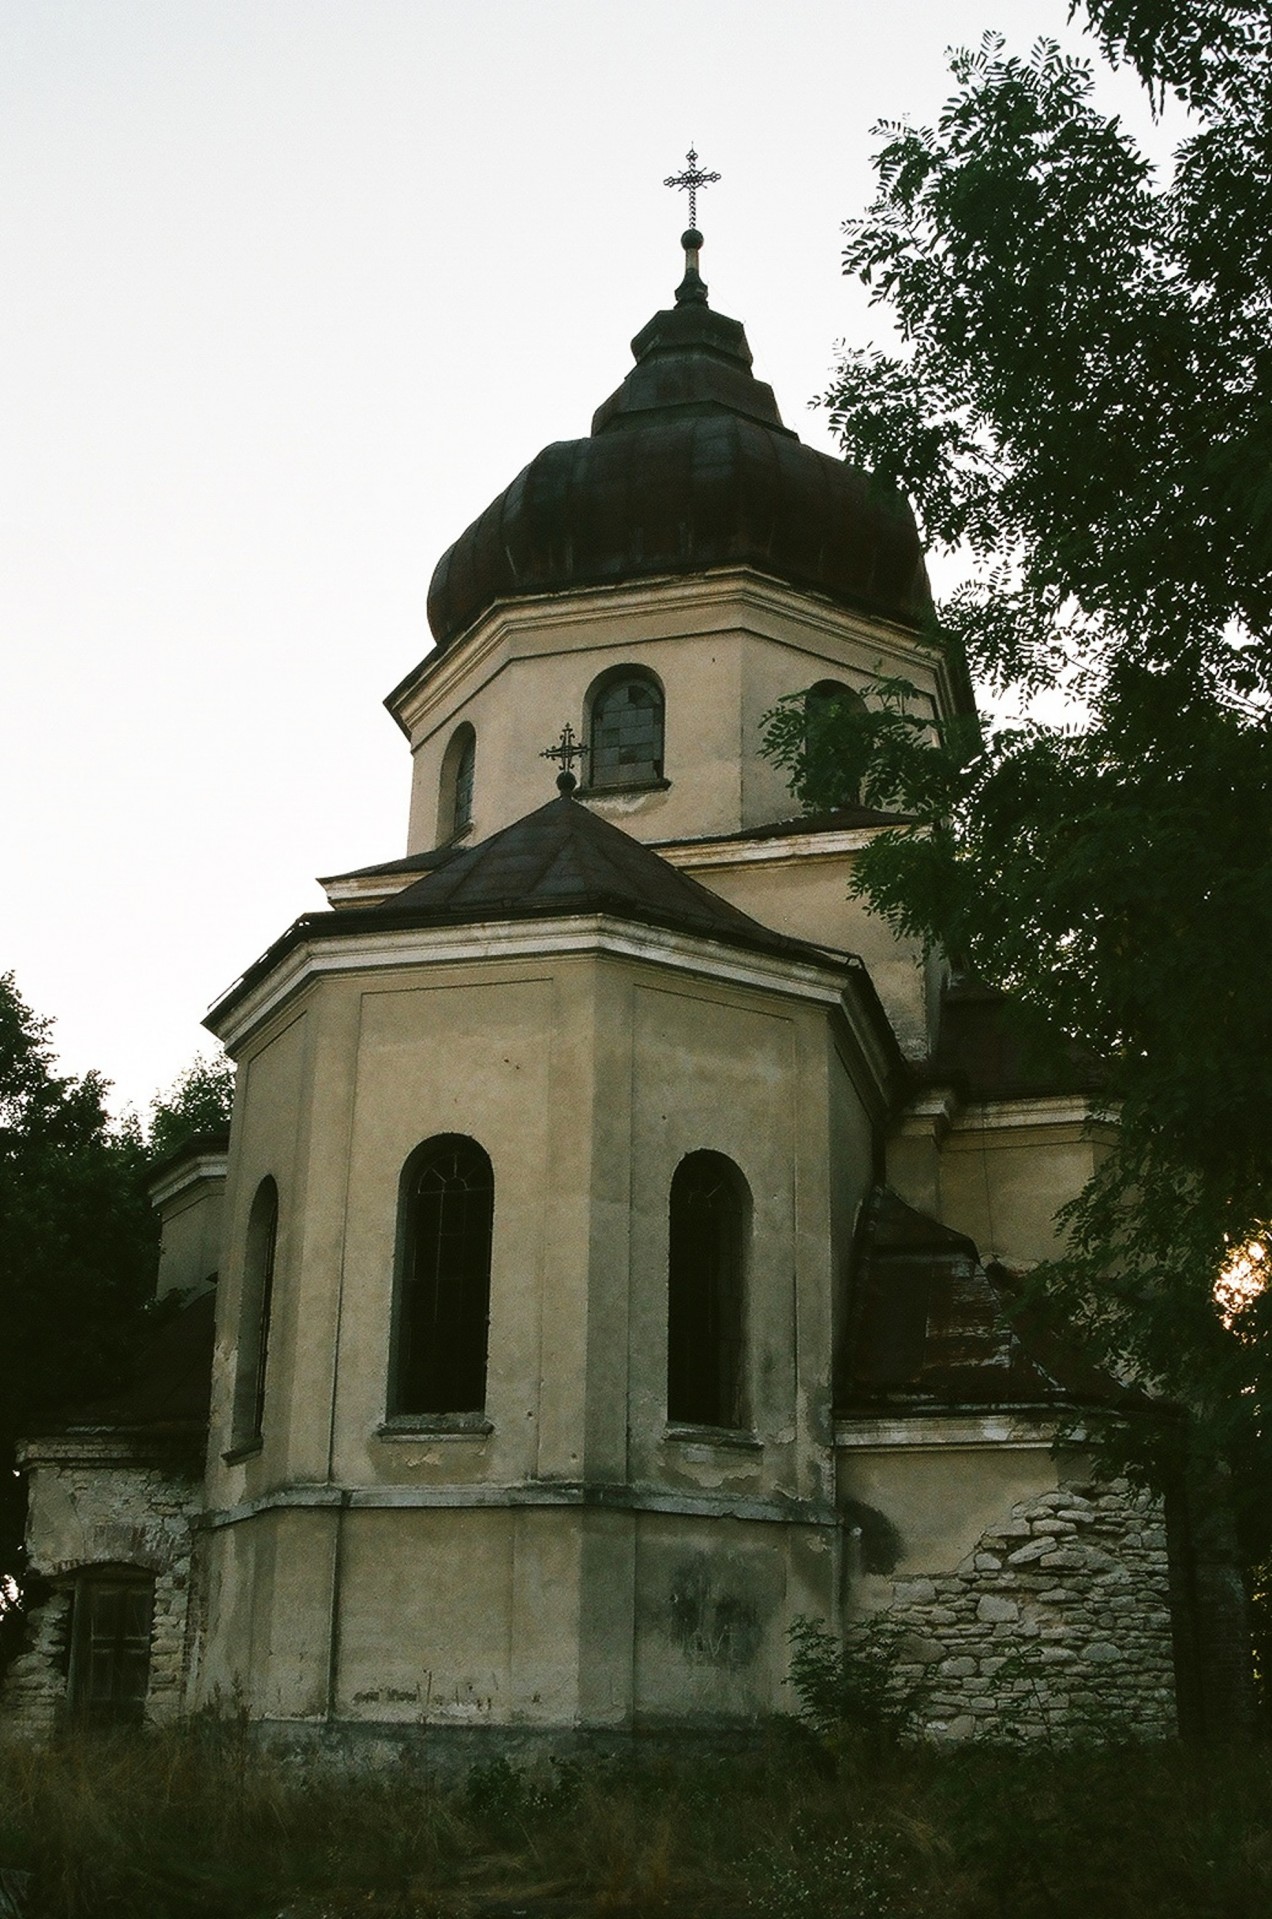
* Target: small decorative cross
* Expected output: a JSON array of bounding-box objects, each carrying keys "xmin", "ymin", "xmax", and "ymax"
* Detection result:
[
  {"xmin": 663, "ymin": 146, "xmax": 721, "ymax": 229},
  {"xmin": 540, "ymin": 722, "xmax": 589, "ymax": 794}
]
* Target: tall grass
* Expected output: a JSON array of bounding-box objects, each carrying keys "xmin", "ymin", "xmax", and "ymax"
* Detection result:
[{"xmin": 0, "ymin": 1720, "xmax": 1269, "ymax": 1917}]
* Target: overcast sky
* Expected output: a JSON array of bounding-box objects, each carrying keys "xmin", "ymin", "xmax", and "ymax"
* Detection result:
[{"xmin": 1, "ymin": 0, "xmax": 1168, "ymax": 1115}]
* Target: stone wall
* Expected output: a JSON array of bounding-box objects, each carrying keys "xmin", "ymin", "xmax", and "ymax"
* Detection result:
[
  {"xmin": 0, "ymin": 1588, "xmax": 73, "ymax": 1739},
  {"xmin": 880, "ymin": 1480, "xmax": 1179, "ymax": 1743},
  {"xmin": 1, "ymin": 1446, "xmax": 203, "ymax": 1738}
]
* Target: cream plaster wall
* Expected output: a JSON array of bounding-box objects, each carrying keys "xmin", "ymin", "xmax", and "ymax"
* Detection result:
[
  {"xmin": 197, "ymin": 929, "xmax": 876, "ymax": 1728},
  {"xmin": 390, "ymin": 574, "xmax": 951, "ymax": 858},
  {"xmin": 889, "ymin": 1101, "xmax": 1104, "ymax": 1271},
  {"xmin": 667, "ymin": 842, "xmax": 931, "ymax": 1060},
  {"xmin": 153, "ymin": 1177, "xmax": 225, "ymax": 1298},
  {"xmin": 837, "ymin": 1440, "xmax": 1062, "ymax": 1599}
]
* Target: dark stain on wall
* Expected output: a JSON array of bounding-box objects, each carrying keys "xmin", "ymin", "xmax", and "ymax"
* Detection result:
[
  {"xmin": 842, "ymin": 1500, "xmax": 902, "ymax": 1575},
  {"xmin": 665, "ymin": 1559, "xmax": 764, "ymax": 1670}
]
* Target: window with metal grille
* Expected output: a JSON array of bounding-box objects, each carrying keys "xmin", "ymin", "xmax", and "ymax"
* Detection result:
[
  {"xmin": 393, "ymin": 1136, "xmax": 494, "ymax": 1415},
  {"xmin": 230, "ymin": 1176, "xmax": 277, "ymax": 1451},
  {"xmin": 453, "ymin": 733, "xmax": 475, "ymax": 833},
  {"xmin": 667, "ymin": 1151, "xmax": 749, "ymax": 1429},
  {"xmin": 69, "ymin": 1573, "xmax": 154, "ymax": 1727},
  {"xmin": 588, "ymin": 673, "xmax": 664, "ymax": 788}
]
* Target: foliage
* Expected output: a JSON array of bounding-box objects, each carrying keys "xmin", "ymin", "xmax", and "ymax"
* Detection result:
[
  {"xmin": 749, "ymin": 1829, "xmax": 918, "ymax": 1919},
  {"xmin": 785, "ymin": 1614, "xmax": 930, "ymax": 1757},
  {"xmin": 764, "ymin": 0, "xmax": 1272, "ymax": 1673},
  {"xmin": 148, "ymin": 1052, "xmax": 234, "ymax": 1165},
  {"xmin": 2, "ymin": 1725, "xmax": 1272, "ymax": 1917},
  {"xmin": 0, "ymin": 975, "xmax": 158, "ymax": 1666}
]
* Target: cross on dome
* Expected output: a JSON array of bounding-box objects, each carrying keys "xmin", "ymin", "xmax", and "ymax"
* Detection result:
[
  {"xmin": 540, "ymin": 722, "xmax": 589, "ymax": 794},
  {"xmin": 663, "ymin": 146, "xmax": 721, "ymax": 230}
]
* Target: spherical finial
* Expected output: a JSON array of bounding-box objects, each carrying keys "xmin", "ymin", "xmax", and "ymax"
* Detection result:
[
  {"xmin": 556, "ymin": 769, "xmax": 578, "ymax": 796},
  {"xmin": 681, "ymin": 228, "xmax": 703, "ymax": 251}
]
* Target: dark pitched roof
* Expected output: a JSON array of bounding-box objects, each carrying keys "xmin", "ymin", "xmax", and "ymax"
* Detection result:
[
  {"xmin": 656, "ymin": 804, "xmax": 913, "ymax": 852},
  {"xmin": 209, "ymin": 793, "xmax": 883, "ymax": 1036},
  {"xmin": 378, "ymin": 793, "xmax": 825, "ymax": 956},
  {"xmin": 926, "ymin": 978, "xmax": 1103, "ymax": 1102},
  {"xmin": 837, "ymin": 1188, "xmax": 1140, "ymax": 1416},
  {"xmin": 319, "ymin": 845, "xmax": 457, "ymax": 885}
]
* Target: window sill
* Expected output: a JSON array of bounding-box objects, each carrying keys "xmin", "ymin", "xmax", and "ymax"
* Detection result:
[
  {"xmin": 377, "ymin": 1414, "xmax": 493, "ymax": 1440},
  {"xmin": 579, "ymin": 777, "xmax": 671, "ymax": 799},
  {"xmin": 222, "ymin": 1439, "xmax": 263, "ymax": 1465},
  {"xmin": 664, "ymin": 1424, "xmax": 762, "ymax": 1453}
]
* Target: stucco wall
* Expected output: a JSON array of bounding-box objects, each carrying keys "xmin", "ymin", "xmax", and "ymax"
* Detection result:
[
  {"xmin": 394, "ymin": 576, "xmax": 953, "ymax": 858},
  {"xmin": 198, "ymin": 933, "xmax": 873, "ymax": 1730}
]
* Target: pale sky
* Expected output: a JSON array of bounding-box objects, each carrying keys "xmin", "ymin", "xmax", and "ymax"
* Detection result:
[{"xmin": 1, "ymin": 0, "xmax": 1163, "ymax": 1115}]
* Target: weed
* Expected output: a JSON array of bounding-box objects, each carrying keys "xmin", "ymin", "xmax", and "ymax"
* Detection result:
[{"xmin": 785, "ymin": 1615, "xmax": 930, "ymax": 1758}]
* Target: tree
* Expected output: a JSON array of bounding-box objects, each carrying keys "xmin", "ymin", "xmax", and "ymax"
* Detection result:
[
  {"xmin": 764, "ymin": 0, "xmax": 1271, "ymax": 1702},
  {"xmin": 0, "ymin": 975, "xmax": 160, "ymax": 1665},
  {"xmin": 148, "ymin": 1051, "xmax": 235, "ymax": 1164}
]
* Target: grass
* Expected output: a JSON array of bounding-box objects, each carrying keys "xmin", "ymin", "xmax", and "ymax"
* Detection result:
[{"xmin": 0, "ymin": 1721, "xmax": 1270, "ymax": 1918}]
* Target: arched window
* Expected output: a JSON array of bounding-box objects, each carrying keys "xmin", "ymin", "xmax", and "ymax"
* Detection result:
[
  {"xmin": 438, "ymin": 723, "xmax": 476, "ymax": 842},
  {"xmin": 805, "ymin": 680, "xmax": 866, "ymax": 804},
  {"xmin": 230, "ymin": 1177, "xmax": 277, "ymax": 1452},
  {"xmin": 392, "ymin": 1136, "xmax": 494, "ymax": 1416},
  {"xmin": 587, "ymin": 670, "xmax": 664, "ymax": 789},
  {"xmin": 68, "ymin": 1568, "xmax": 154, "ymax": 1726},
  {"xmin": 667, "ymin": 1151, "xmax": 750, "ymax": 1429}
]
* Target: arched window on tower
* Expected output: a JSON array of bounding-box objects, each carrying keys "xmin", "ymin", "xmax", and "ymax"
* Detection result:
[
  {"xmin": 392, "ymin": 1135, "xmax": 494, "ymax": 1417},
  {"xmin": 805, "ymin": 680, "xmax": 866, "ymax": 805},
  {"xmin": 230, "ymin": 1176, "xmax": 278, "ymax": 1453},
  {"xmin": 587, "ymin": 669, "xmax": 665, "ymax": 789},
  {"xmin": 667, "ymin": 1151, "xmax": 750, "ymax": 1429},
  {"xmin": 438, "ymin": 723, "xmax": 477, "ymax": 842}
]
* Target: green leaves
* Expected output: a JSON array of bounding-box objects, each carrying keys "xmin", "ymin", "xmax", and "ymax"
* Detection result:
[
  {"xmin": 782, "ymin": 0, "xmax": 1272, "ymax": 1657},
  {"xmin": 148, "ymin": 1053, "xmax": 234, "ymax": 1165},
  {"xmin": 0, "ymin": 975, "xmax": 159, "ymax": 1644}
]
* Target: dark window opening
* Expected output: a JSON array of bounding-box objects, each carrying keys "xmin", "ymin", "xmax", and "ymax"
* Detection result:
[
  {"xmin": 69, "ymin": 1574, "xmax": 153, "ymax": 1727},
  {"xmin": 667, "ymin": 1151, "xmax": 749, "ymax": 1428},
  {"xmin": 439, "ymin": 724, "xmax": 477, "ymax": 842},
  {"xmin": 393, "ymin": 1136, "xmax": 493, "ymax": 1416},
  {"xmin": 232, "ymin": 1177, "xmax": 278, "ymax": 1450},
  {"xmin": 589, "ymin": 674, "xmax": 664, "ymax": 788},
  {"xmin": 453, "ymin": 734, "xmax": 475, "ymax": 833}
]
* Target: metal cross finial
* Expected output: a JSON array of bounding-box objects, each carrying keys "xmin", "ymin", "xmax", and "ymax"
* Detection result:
[
  {"xmin": 541, "ymin": 722, "xmax": 589, "ymax": 794},
  {"xmin": 663, "ymin": 146, "xmax": 720, "ymax": 229}
]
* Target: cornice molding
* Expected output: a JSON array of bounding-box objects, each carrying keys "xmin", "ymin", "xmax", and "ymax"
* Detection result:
[
  {"xmin": 205, "ymin": 912, "xmax": 866, "ymax": 1055},
  {"xmin": 202, "ymin": 1476, "xmax": 840, "ymax": 1531},
  {"xmin": 386, "ymin": 568, "xmax": 945, "ymax": 744},
  {"xmin": 147, "ymin": 1150, "xmax": 229, "ymax": 1211},
  {"xmin": 834, "ymin": 1413, "xmax": 1064, "ymax": 1452}
]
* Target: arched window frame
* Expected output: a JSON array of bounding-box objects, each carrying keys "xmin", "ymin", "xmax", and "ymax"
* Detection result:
[
  {"xmin": 584, "ymin": 666, "xmax": 666, "ymax": 792},
  {"xmin": 804, "ymin": 679, "xmax": 867, "ymax": 806},
  {"xmin": 389, "ymin": 1134, "xmax": 494, "ymax": 1422},
  {"xmin": 438, "ymin": 723, "xmax": 477, "ymax": 843},
  {"xmin": 666, "ymin": 1150, "xmax": 751, "ymax": 1432},
  {"xmin": 228, "ymin": 1176, "xmax": 278, "ymax": 1455}
]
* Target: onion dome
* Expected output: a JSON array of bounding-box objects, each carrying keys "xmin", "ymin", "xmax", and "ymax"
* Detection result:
[{"xmin": 426, "ymin": 234, "xmax": 932, "ymax": 651}]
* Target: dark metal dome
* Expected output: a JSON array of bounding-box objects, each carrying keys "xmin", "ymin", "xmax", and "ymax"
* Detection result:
[{"xmin": 426, "ymin": 259, "xmax": 932, "ymax": 651}]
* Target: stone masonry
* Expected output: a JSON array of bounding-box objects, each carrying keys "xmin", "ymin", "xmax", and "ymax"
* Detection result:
[
  {"xmin": 882, "ymin": 1480, "xmax": 1178, "ymax": 1743},
  {"xmin": 0, "ymin": 1449, "xmax": 202, "ymax": 1738}
]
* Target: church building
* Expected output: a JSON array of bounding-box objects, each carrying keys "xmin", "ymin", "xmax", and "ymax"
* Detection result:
[{"xmin": 6, "ymin": 216, "xmax": 1224, "ymax": 1751}]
